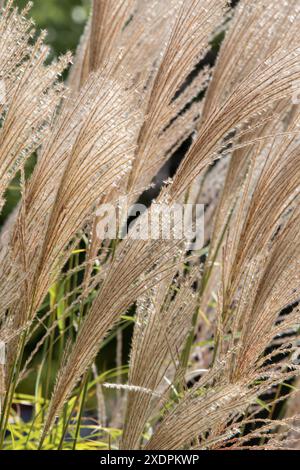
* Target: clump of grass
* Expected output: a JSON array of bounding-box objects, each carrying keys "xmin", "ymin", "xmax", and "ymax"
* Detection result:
[{"xmin": 0, "ymin": 0, "xmax": 300, "ymax": 450}]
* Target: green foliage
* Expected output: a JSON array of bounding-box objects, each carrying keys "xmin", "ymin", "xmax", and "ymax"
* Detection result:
[
  {"xmin": 5, "ymin": 393, "xmax": 122, "ymax": 450},
  {"xmin": 16, "ymin": 0, "xmax": 89, "ymax": 56}
]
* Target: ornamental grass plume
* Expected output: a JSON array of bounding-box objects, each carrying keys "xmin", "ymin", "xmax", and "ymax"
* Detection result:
[{"xmin": 0, "ymin": 0, "xmax": 300, "ymax": 451}]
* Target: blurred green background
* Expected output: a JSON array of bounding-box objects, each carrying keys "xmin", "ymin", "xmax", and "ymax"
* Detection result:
[{"xmin": 16, "ymin": 0, "xmax": 90, "ymax": 56}]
